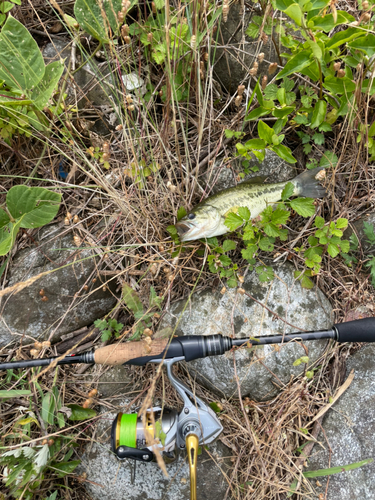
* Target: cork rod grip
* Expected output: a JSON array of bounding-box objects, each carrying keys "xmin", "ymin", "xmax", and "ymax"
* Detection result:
[{"xmin": 93, "ymin": 339, "xmax": 169, "ymax": 365}]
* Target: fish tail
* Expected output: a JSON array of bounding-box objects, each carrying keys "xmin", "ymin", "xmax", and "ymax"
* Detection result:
[{"xmin": 292, "ymin": 168, "xmax": 327, "ymax": 198}]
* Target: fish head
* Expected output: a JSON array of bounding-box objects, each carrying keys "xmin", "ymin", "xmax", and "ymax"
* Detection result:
[{"xmin": 175, "ymin": 204, "xmax": 222, "ymax": 242}]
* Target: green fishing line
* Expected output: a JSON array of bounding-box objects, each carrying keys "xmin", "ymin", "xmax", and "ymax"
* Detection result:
[{"xmin": 119, "ymin": 413, "xmax": 137, "ymax": 448}]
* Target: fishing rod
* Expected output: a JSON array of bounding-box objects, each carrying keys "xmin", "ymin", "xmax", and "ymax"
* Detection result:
[{"xmin": 1, "ymin": 317, "xmax": 375, "ymax": 500}]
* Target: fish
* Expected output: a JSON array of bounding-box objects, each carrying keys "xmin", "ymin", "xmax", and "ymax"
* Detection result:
[{"xmin": 175, "ymin": 168, "xmax": 326, "ymax": 242}]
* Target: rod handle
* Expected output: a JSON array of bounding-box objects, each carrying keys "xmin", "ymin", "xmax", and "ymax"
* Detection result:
[
  {"xmin": 334, "ymin": 317, "xmax": 375, "ymax": 343},
  {"xmin": 93, "ymin": 338, "xmax": 169, "ymax": 365}
]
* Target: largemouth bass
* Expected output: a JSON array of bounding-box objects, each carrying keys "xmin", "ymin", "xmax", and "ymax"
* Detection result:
[{"xmin": 175, "ymin": 168, "xmax": 326, "ymax": 241}]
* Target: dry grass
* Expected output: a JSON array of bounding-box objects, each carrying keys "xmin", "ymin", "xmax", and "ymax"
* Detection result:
[{"xmin": 0, "ymin": 0, "xmax": 375, "ymax": 499}]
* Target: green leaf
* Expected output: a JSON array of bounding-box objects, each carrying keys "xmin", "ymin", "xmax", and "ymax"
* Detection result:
[
  {"xmin": 242, "ymin": 245, "xmax": 258, "ymax": 261},
  {"xmin": 272, "ymin": 106, "xmax": 295, "ymax": 118},
  {"xmin": 0, "ymin": 208, "xmax": 10, "ymax": 228},
  {"xmin": 336, "ymin": 218, "xmax": 348, "ymax": 229},
  {"xmin": 363, "ymin": 221, "xmax": 375, "ymax": 244},
  {"xmin": 314, "ymin": 216, "xmax": 325, "ymax": 228},
  {"xmin": 281, "ymin": 182, "xmax": 295, "ymax": 201},
  {"xmin": 272, "ymin": 206, "xmax": 290, "ymax": 224},
  {"xmin": 294, "ymin": 114, "xmax": 309, "ymax": 124},
  {"xmin": 349, "ymin": 34, "xmax": 375, "ymax": 57},
  {"xmin": 238, "ymin": 206, "xmax": 251, "ymax": 220},
  {"xmin": 276, "ymin": 51, "xmax": 312, "ymax": 80},
  {"xmin": 42, "ymin": 392, "xmax": 55, "ymax": 425},
  {"xmin": 256, "ymin": 265, "xmax": 274, "ymax": 282},
  {"xmin": 31, "ymin": 61, "xmax": 64, "ymax": 109},
  {"xmin": 6, "ymin": 186, "xmax": 61, "ymax": 229},
  {"xmin": 319, "ymin": 150, "xmax": 338, "ymax": 169},
  {"xmin": 245, "ymin": 106, "xmax": 271, "ymax": 121},
  {"xmin": 290, "ymin": 197, "xmax": 315, "ymax": 217},
  {"xmin": 0, "ymin": 219, "xmax": 22, "ymax": 256},
  {"xmin": 284, "ymin": 3, "xmax": 303, "ymax": 25},
  {"xmin": 271, "ymin": 144, "xmax": 297, "ymax": 163},
  {"xmin": 67, "ymin": 404, "xmax": 97, "ymax": 421},
  {"xmin": 326, "ymin": 28, "xmax": 363, "ymax": 50},
  {"xmin": 49, "ymin": 460, "xmax": 81, "ymax": 477},
  {"xmin": 1, "ymin": 2, "xmax": 15, "ymax": 14},
  {"xmin": 258, "ymin": 120, "xmax": 274, "ymax": 143},
  {"xmin": 339, "ymin": 240, "xmax": 350, "ymax": 253},
  {"xmin": 244, "ymin": 138, "xmax": 267, "ymax": 150},
  {"xmin": 209, "ymin": 402, "xmax": 223, "ymax": 413},
  {"xmin": 222, "ymin": 239, "xmax": 237, "ymax": 252},
  {"xmin": 219, "ymin": 254, "xmax": 232, "ymax": 266},
  {"xmin": 122, "ymin": 283, "xmax": 144, "ymax": 315},
  {"xmin": 264, "ymin": 84, "xmax": 278, "ymax": 100},
  {"xmin": 327, "ymin": 242, "xmax": 340, "ymax": 257},
  {"xmin": 310, "ymin": 100, "xmax": 327, "ymax": 129},
  {"xmin": 0, "ymin": 389, "xmax": 31, "ymax": 398},
  {"xmin": 177, "ymin": 207, "xmax": 187, "ymax": 221},
  {"xmin": 303, "ymin": 459, "xmax": 373, "ymax": 478},
  {"xmin": 0, "ymin": 16, "xmax": 45, "ymax": 92},
  {"xmin": 323, "ymin": 76, "xmax": 356, "ymax": 95},
  {"xmin": 225, "ymin": 212, "xmax": 244, "ymax": 231},
  {"xmin": 312, "ymin": 132, "xmax": 325, "ymax": 145},
  {"xmin": 259, "ymin": 237, "xmax": 274, "ymax": 251},
  {"xmin": 74, "ymin": 0, "xmax": 124, "ymax": 43}
]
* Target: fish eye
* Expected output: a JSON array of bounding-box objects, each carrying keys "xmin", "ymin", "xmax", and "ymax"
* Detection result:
[{"xmin": 188, "ymin": 213, "xmax": 196, "ymax": 220}]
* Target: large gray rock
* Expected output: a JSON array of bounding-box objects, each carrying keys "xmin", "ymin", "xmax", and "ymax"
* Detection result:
[
  {"xmin": 207, "ymin": 149, "xmax": 296, "ymax": 194},
  {"xmin": 80, "ymin": 408, "xmax": 231, "ymax": 500},
  {"xmin": 0, "ymin": 224, "xmax": 118, "ymax": 346},
  {"xmin": 306, "ymin": 344, "xmax": 375, "ymax": 499},
  {"xmin": 213, "ymin": 4, "xmax": 281, "ymax": 93},
  {"xmin": 160, "ymin": 263, "xmax": 333, "ymax": 401}
]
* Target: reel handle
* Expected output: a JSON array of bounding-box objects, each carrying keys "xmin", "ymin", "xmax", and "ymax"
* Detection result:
[{"xmin": 186, "ymin": 433, "xmax": 199, "ymax": 500}]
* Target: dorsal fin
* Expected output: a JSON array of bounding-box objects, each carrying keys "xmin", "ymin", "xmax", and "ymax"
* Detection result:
[{"xmin": 240, "ymin": 175, "xmax": 267, "ymax": 185}]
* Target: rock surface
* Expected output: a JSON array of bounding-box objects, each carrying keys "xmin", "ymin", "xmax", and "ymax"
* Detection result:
[
  {"xmin": 306, "ymin": 344, "xmax": 375, "ymax": 499},
  {"xmin": 160, "ymin": 263, "xmax": 333, "ymax": 401},
  {"xmin": 213, "ymin": 4, "xmax": 281, "ymax": 93},
  {"xmin": 80, "ymin": 407, "xmax": 231, "ymax": 500},
  {"xmin": 0, "ymin": 224, "xmax": 118, "ymax": 346},
  {"xmin": 97, "ymin": 365, "xmax": 135, "ymax": 399},
  {"xmin": 207, "ymin": 149, "xmax": 296, "ymax": 194}
]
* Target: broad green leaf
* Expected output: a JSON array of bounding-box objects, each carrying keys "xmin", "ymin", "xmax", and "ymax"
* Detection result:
[
  {"xmin": 225, "ymin": 212, "xmax": 244, "ymax": 231},
  {"xmin": 242, "ymin": 245, "xmax": 257, "ymax": 260},
  {"xmin": 209, "ymin": 402, "xmax": 223, "ymax": 413},
  {"xmin": 275, "ymin": 0, "xmax": 295, "ymax": 10},
  {"xmin": 238, "ymin": 207, "xmax": 251, "ymax": 220},
  {"xmin": 281, "ymin": 182, "xmax": 295, "ymax": 200},
  {"xmin": 272, "ymin": 206, "xmax": 290, "ymax": 224},
  {"xmin": 31, "ymin": 61, "xmax": 64, "ymax": 109},
  {"xmin": 336, "ymin": 218, "xmax": 348, "ymax": 229},
  {"xmin": 271, "ymin": 144, "xmax": 297, "ymax": 163},
  {"xmin": 41, "ymin": 392, "xmax": 55, "ymax": 425},
  {"xmin": 0, "ymin": 389, "xmax": 31, "ymax": 398},
  {"xmin": 177, "ymin": 207, "xmax": 187, "ymax": 221},
  {"xmin": 244, "ymin": 138, "xmax": 267, "ymax": 149},
  {"xmin": 49, "ymin": 460, "xmax": 81, "ymax": 477},
  {"xmin": 327, "ymin": 242, "xmax": 340, "ymax": 257},
  {"xmin": 264, "ymin": 222, "xmax": 282, "ymax": 237},
  {"xmin": 339, "ymin": 240, "xmax": 350, "ymax": 253},
  {"xmin": 276, "ymin": 51, "xmax": 312, "ymax": 80},
  {"xmin": 284, "ymin": 3, "xmax": 302, "ymax": 26},
  {"xmin": 272, "ymin": 106, "xmax": 295, "ymax": 118},
  {"xmin": 256, "ymin": 265, "xmax": 274, "ymax": 282},
  {"xmin": 323, "ymin": 76, "xmax": 356, "ymax": 95},
  {"xmin": 258, "ymin": 120, "xmax": 274, "ymax": 143},
  {"xmin": 1, "ymin": 2, "xmax": 15, "ymax": 14},
  {"xmin": 290, "ymin": 197, "xmax": 315, "ymax": 217},
  {"xmin": 303, "ymin": 458, "xmax": 373, "ymax": 478},
  {"xmin": 310, "ymin": 11, "xmax": 355, "ymax": 31},
  {"xmin": 0, "ymin": 16, "xmax": 44, "ymax": 91},
  {"xmin": 67, "ymin": 404, "xmax": 97, "ymax": 420},
  {"xmin": 0, "ymin": 208, "xmax": 10, "ymax": 228},
  {"xmin": 363, "ymin": 221, "xmax": 375, "ymax": 243},
  {"xmin": 349, "ymin": 34, "xmax": 375, "ymax": 57},
  {"xmin": 259, "ymin": 236, "xmax": 274, "ymax": 251},
  {"xmin": 154, "ymin": 0, "xmax": 164, "ymax": 8},
  {"xmin": 6, "ymin": 186, "xmax": 61, "ymax": 229},
  {"xmin": 74, "ymin": 0, "xmax": 124, "ymax": 43},
  {"xmin": 245, "ymin": 106, "xmax": 271, "ymax": 121},
  {"xmin": 314, "ymin": 216, "xmax": 325, "ymax": 228},
  {"xmin": 222, "ymin": 239, "xmax": 237, "ymax": 252},
  {"xmin": 0, "ymin": 220, "xmax": 22, "ymax": 256},
  {"xmin": 310, "ymin": 100, "xmax": 327, "ymax": 129},
  {"xmin": 122, "ymin": 283, "xmax": 144, "ymax": 315},
  {"xmin": 326, "ymin": 27, "xmax": 363, "ymax": 50},
  {"xmin": 219, "ymin": 255, "xmax": 232, "ymax": 266}
]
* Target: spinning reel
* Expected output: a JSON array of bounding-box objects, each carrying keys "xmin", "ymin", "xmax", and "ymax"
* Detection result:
[{"xmin": 110, "ymin": 357, "xmax": 223, "ymax": 499}]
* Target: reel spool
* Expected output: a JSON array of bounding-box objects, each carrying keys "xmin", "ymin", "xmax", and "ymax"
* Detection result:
[{"xmin": 111, "ymin": 407, "xmax": 178, "ymax": 463}]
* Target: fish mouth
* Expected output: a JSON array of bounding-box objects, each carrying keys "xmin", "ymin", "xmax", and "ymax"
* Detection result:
[{"xmin": 175, "ymin": 222, "xmax": 196, "ymax": 241}]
